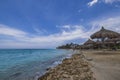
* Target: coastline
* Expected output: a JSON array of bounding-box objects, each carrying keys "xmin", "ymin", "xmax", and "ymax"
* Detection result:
[
  {"xmin": 38, "ymin": 51, "xmax": 95, "ymax": 80},
  {"xmin": 38, "ymin": 50, "xmax": 120, "ymax": 80},
  {"xmin": 0, "ymin": 49, "xmax": 73, "ymax": 80}
]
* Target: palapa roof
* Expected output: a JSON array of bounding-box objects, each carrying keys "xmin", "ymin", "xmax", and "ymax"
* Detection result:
[
  {"xmin": 112, "ymin": 37, "xmax": 120, "ymax": 41},
  {"xmin": 95, "ymin": 40, "xmax": 102, "ymax": 44},
  {"xmin": 84, "ymin": 39, "xmax": 95, "ymax": 45},
  {"xmin": 104, "ymin": 40, "xmax": 115, "ymax": 44},
  {"xmin": 115, "ymin": 37, "xmax": 120, "ymax": 41},
  {"xmin": 106, "ymin": 37, "xmax": 120, "ymax": 42},
  {"xmin": 90, "ymin": 27, "xmax": 120, "ymax": 39},
  {"xmin": 80, "ymin": 45, "xmax": 90, "ymax": 49}
]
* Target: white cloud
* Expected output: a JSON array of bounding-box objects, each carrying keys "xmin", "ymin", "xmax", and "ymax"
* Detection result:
[
  {"xmin": 33, "ymin": 27, "xmax": 47, "ymax": 35},
  {"xmin": 88, "ymin": 0, "xmax": 98, "ymax": 7},
  {"xmin": 104, "ymin": 0, "xmax": 120, "ymax": 3},
  {"xmin": 26, "ymin": 25, "xmax": 90, "ymax": 43},
  {"xmin": 87, "ymin": 0, "xmax": 120, "ymax": 7},
  {"xmin": 91, "ymin": 16, "xmax": 120, "ymax": 32},
  {"xmin": 1, "ymin": 16, "xmax": 120, "ymax": 48},
  {"xmin": 0, "ymin": 24, "xmax": 94, "ymax": 48},
  {"xmin": 115, "ymin": 5, "xmax": 120, "ymax": 8},
  {"xmin": 0, "ymin": 40, "xmax": 63, "ymax": 49},
  {"xmin": 104, "ymin": 0, "xmax": 114, "ymax": 3},
  {"xmin": 0, "ymin": 24, "xmax": 27, "ymax": 38},
  {"xmin": 62, "ymin": 25, "xmax": 70, "ymax": 29}
]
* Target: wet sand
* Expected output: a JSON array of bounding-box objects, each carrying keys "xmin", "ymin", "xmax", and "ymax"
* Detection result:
[{"xmin": 83, "ymin": 50, "xmax": 120, "ymax": 80}]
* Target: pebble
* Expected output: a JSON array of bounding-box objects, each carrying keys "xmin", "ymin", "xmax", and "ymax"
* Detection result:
[{"xmin": 38, "ymin": 54, "xmax": 96, "ymax": 80}]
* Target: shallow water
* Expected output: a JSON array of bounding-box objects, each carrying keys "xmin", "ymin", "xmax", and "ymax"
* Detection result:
[{"xmin": 0, "ymin": 49, "xmax": 73, "ymax": 80}]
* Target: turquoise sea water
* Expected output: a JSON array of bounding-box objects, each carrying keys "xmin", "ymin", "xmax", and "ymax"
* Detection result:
[{"xmin": 0, "ymin": 49, "xmax": 73, "ymax": 80}]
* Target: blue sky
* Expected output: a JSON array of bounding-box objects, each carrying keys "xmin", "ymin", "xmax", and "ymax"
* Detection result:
[{"xmin": 0, "ymin": 0, "xmax": 120, "ymax": 48}]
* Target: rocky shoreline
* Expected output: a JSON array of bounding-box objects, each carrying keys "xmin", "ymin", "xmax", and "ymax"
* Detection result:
[{"xmin": 38, "ymin": 53, "xmax": 95, "ymax": 80}]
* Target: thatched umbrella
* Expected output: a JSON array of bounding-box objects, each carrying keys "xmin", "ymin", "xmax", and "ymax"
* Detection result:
[
  {"xmin": 115, "ymin": 37, "xmax": 120, "ymax": 44},
  {"xmin": 104, "ymin": 40, "xmax": 115, "ymax": 49},
  {"xmin": 95, "ymin": 40, "xmax": 102, "ymax": 45},
  {"xmin": 106, "ymin": 37, "xmax": 120, "ymax": 42},
  {"xmin": 106, "ymin": 37, "xmax": 120, "ymax": 44},
  {"xmin": 91, "ymin": 27, "xmax": 120, "ymax": 42},
  {"xmin": 106, "ymin": 37, "xmax": 120, "ymax": 49},
  {"xmin": 90, "ymin": 27, "xmax": 120, "ymax": 48},
  {"xmin": 80, "ymin": 45, "xmax": 90, "ymax": 49},
  {"xmin": 112, "ymin": 37, "xmax": 120, "ymax": 42},
  {"xmin": 94, "ymin": 40, "xmax": 102, "ymax": 49},
  {"xmin": 84, "ymin": 39, "xmax": 95, "ymax": 45},
  {"xmin": 104, "ymin": 41, "xmax": 115, "ymax": 44},
  {"xmin": 83, "ymin": 39, "xmax": 95, "ymax": 49},
  {"xmin": 115, "ymin": 37, "xmax": 120, "ymax": 41}
]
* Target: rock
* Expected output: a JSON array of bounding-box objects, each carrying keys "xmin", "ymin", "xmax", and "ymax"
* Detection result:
[
  {"xmin": 46, "ymin": 67, "xmax": 51, "ymax": 71},
  {"xmin": 87, "ymin": 58, "xmax": 93, "ymax": 61},
  {"xmin": 82, "ymin": 62, "xmax": 89, "ymax": 67},
  {"xmin": 63, "ymin": 74, "xmax": 69, "ymax": 78},
  {"xmin": 38, "ymin": 53, "xmax": 95, "ymax": 80}
]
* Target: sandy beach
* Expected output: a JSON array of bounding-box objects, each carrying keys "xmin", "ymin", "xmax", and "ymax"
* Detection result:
[
  {"xmin": 83, "ymin": 50, "xmax": 120, "ymax": 80},
  {"xmin": 38, "ymin": 50, "xmax": 120, "ymax": 80}
]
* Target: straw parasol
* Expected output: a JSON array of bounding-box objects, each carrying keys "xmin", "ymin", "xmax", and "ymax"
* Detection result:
[
  {"xmin": 104, "ymin": 41, "xmax": 115, "ymax": 44},
  {"xmin": 104, "ymin": 40, "xmax": 115, "ymax": 49},
  {"xmin": 115, "ymin": 37, "xmax": 120, "ymax": 43},
  {"xmin": 112, "ymin": 37, "xmax": 120, "ymax": 42},
  {"xmin": 106, "ymin": 37, "xmax": 120, "ymax": 42},
  {"xmin": 90, "ymin": 27, "xmax": 120, "ymax": 49},
  {"xmin": 84, "ymin": 39, "xmax": 95, "ymax": 45},
  {"xmin": 95, "ymin": 40, "xmax": 102, "ymax": 44},
  {"xmin": 91, "ymin": 27, "xmax": 120, "ymax": 42},
  {"xmin": 94, "ymin": 40, "xmax": 103, "ymax": 49},
  {"xmin": 106, "ymin": 37, "xmax": 120, "ymax": 45},
  {"xmin": 80, "ymin": 45, "xmax": 90, "ymax": 49}
]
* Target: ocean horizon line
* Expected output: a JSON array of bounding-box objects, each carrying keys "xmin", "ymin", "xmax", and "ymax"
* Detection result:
[{"xmin": 0, "ymin": 48, "xmax": 56, "ymax": 50}]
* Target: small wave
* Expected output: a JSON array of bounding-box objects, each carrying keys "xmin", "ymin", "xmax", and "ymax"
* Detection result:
[
  {"xmin": 50, "ymin": 53, "xmax": 73, "ymax": 68},
  {"xmin": 10, "ymin": 72, "xmax": 22, "ymax": 77}
]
